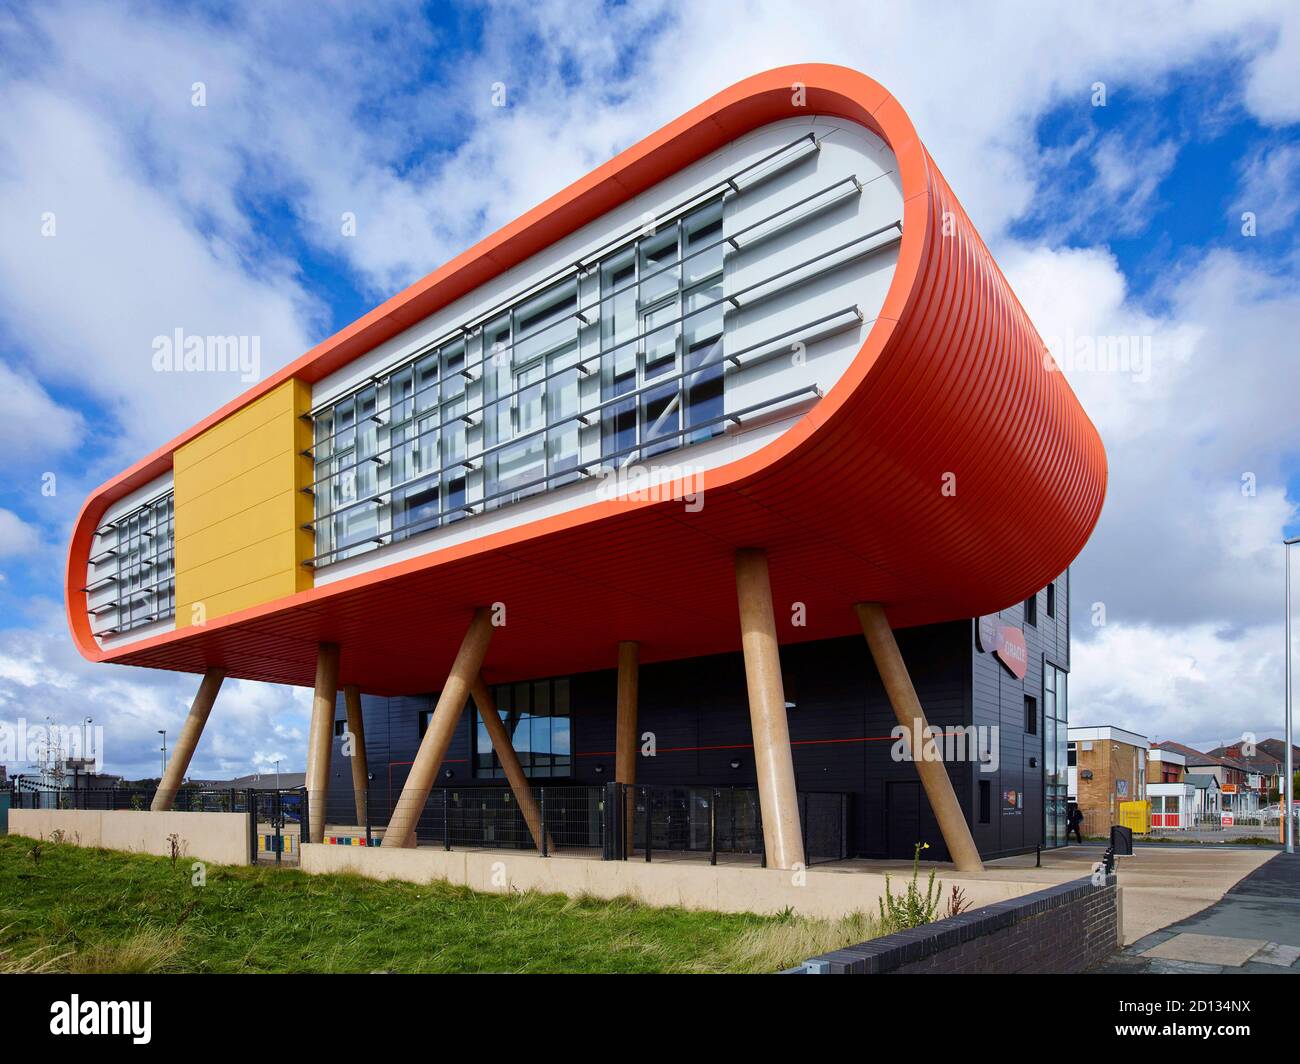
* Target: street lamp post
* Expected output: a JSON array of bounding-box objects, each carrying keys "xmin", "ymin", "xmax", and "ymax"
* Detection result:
[
  {"xmin": 1285, "ymin": 536, "xmax": 1298, "ymax": 855},
  {"xmin": 158, "ymin": 729, "xmax": 167, "ymax": 781}
]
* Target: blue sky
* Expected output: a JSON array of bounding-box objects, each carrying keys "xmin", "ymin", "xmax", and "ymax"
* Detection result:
[{"xmin": 0, "ymin": 0, "xmax": 1297, "ymax": 779}]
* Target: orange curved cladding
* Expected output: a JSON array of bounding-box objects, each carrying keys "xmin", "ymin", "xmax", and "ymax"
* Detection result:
[{"xmin": 65, "ymin": 64, "xmax": 1106, "ymax": 695}]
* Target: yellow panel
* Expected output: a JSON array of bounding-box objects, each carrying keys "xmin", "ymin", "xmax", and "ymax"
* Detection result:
[
  {"xmin": 177, "ymin": 571, "xmax": 301, "ymax": 627},
  {"xmin": 177, "ymin": 416, "xmax": 301, "ymax": 499},
  {"xmin": 177, "ymin": 529, "xmax": 301, "ymax": 602},
  {"xmin": 174, "ymin": 383, "xmax": 297, "ymax": 470},
  {"xmin": 174, "ymin": 454, "xmax": 298, "ymax": 532},
  {"xmin": 175, "ymin": 491, "xmax": 300, "ymax": 571},
  {"xmin": 174, "ymin": 379, "xmax": 313, "ymax": 627}
]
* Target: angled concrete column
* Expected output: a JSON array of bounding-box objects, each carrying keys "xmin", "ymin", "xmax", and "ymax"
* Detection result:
[
  {"xmin": 151, "ymin": 668, "xmax": 224, "ymax": 811},
  {"xmin": 383, "ymin": 607, "xmax": 495, "ymax": 848},
  {"xmin": 855, "ymin": 602, "xmax": 984, "ymax": 872},
  {"xmin": 734, "ymin": 548, "xmax": 805, "ymax": 870},
  {"xmin": 470, "ymin": 674, "xmax": 551, "ymax": 853},
  {"xmin": 306, "ymin": 642, "xmax": 340, "ymax": 845},
  {"xmin": 343, "ymin": 685, "xmax": 369, "ymax": 826},
  {"xmin": 614, "ymin": 640, "xmax": 639, "ymax": 852}
]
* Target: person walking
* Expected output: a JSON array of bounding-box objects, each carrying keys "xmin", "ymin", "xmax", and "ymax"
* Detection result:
[{"xmin": 1067, "ymin": 803, "xmax": 1084, "ymax": 844}]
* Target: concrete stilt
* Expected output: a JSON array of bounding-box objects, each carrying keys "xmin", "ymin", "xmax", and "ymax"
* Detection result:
[
  {"xmin": 856, "ymin": 602, "xmax": 984, "ymax": 872},
  {"xmin": 151, "ymin": 668, "xmax": 224, "ymax": 811},
  {"xmin": 614, "ymin": 640, "xmax": 639, "ymax": 852},
  {"xmin": 734, "ymin": 548, "xmax": 805, "ymax": 871},
  {"xmin": 305, "ymin": 643, "xmax": 340, "ymax": 845},
  {"xmin": 383, "ymin": 608, "xmax": 495, "ymax": 848},
  {"xmin": 343, "ymin": 684, "xmax": 369, "ymax": 826}
]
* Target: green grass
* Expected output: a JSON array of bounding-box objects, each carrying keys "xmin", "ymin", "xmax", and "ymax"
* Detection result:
[{"xmin": 0, "ymin": 835, "xmax": 890, "ymax": 973}]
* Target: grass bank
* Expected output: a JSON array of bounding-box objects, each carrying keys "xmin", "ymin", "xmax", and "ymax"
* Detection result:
[{"xmin": 0, "ymin": 835, "xmax": 891, "ymax": 974}]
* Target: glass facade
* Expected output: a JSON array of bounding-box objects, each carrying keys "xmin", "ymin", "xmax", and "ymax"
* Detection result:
[
  {"xmin": 310, "ymin": 198, "xmax": 732, "ymax": 566},
  {"xmin": 474, "ymin": 676, "xmax": 572, "ymax": 779},
  {"xmin": 88, "ymin": 491, "xmax": 175, "ymax": 635},
  {"xmin": 1043, "ymin": 660, "xmax": 1069, "ymax": 847}
]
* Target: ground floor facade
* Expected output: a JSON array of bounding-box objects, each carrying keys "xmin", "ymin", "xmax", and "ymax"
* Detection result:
[{"xmin": 325, "ymin": 580, "xmax": 1071, "ymax": 863}]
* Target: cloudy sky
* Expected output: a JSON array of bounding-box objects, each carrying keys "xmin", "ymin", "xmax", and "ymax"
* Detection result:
[{"xmin": 0, "ymin": 0, "xmax": 1297, "ymax": 780}]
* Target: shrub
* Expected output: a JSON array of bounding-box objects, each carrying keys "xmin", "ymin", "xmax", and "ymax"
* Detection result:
[{"xmin": 878, "ymin": 842, "xmax": 941, "ymax": 929}]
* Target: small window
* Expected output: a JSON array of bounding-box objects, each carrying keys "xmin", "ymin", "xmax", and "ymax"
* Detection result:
[
  {"xmin": 1024, "ymin": 695, "xmax": 1038, "ymax": 735},
  {"xmin": 1067, "ymin": 743, "xmax": 1077, "ymax": 767},
  {"xmin": 1024, "ymin": 593, "xmax": 1038, "ymax": 627},
  {"xmin": 333, "ymin": 719, "xmax": 346, "ymax": 737},
  {"xmin": 978, "ymin": 780, "xmax": 991, "ymax": 824},
  {"xmin": 418, "ymin": 709, "xmax": 433, "ymax": 737},
  {"xmin": 1045, "ymin": 582, "xmax": 1056, "ymax": 619}
]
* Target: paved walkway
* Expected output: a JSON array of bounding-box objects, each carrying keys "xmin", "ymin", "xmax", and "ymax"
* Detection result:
[{"xmin": 1099, "ymin": 853, "xmax": 1300, "ymax": 974}]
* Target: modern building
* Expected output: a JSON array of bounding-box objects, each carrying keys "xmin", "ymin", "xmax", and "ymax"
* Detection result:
[
  {"xmin": 1067, "ymin": 726, "xmax": 1147, "ymax": 824},
  {"xmin": 65, "ymin": 66, "xmax": 1105, "ymax": 870}
]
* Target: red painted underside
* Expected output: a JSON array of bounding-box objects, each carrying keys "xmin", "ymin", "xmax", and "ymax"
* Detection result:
[{"xmin": 66, "ymin": 65, "xmax": 1107, "ymax": 695}]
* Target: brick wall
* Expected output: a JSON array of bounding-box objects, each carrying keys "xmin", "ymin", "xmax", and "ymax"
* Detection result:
[
  {"xmin": 800, "ymin": 875, "xmax": 1119, "ymax": 974},
  {"xmin": 1076, "ymin": 739, "xmax": 1145, "ymax": 821}
]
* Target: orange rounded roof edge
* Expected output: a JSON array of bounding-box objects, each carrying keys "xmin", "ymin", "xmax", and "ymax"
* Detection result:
[
  {"xmin": 67, "ymin": 65, "xmax": 1106, "ymax": 686},
  {"xmin": 66, "ymin": 64, "xmax": 929, "ymax": 660}
]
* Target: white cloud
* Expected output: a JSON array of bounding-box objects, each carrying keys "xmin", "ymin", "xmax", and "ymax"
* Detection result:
[
  {"xmin": 1071, "ymin": 621, "xmax": 1285, "ymax": 749},
  {"xmin": 1237, "ymin": 142, "xmax": 1300, "ymax": 234},
  {"xmin": 0, "ymin": 84, "xmax": 323, "ymax": 465},
  {"xmin": 1005, "ymin": 243, "xmax": 1300, "ymax": 633},
  {"xmin": 0, "ymin": 508, "xmax": 42, "ymax": 557},
  {"xmin": 0, "ymin": 360, "xmax": 83, "ymax": 463}
]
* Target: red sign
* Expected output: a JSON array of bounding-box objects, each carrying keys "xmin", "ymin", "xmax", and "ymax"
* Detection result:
[{"xmin": 977, "ymin": 617, "xmax": 1029, "ymax": 679}]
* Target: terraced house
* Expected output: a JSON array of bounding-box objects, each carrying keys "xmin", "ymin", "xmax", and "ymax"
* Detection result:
[{"xmin": 67, "ymin": 65, "xmax": 1105, "ymax": 875}]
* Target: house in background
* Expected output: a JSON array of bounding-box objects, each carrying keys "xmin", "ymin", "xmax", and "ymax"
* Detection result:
[
  {"xmin": 1208, "ymin": 741, "xmax": 1286, "ymax": 803},
  {"xmin": 1147, "ymin": 747, "xmax": 1184, "ymax": 784},
  {"xmin": 1067, "ymin": 726, "xmax": 1147, "ymax": 825},
  {"xmin": 1153, "ymin": 740, "xmax": 1257, "ymax": 814},
  {"xmin": 1185, "ymin": 773, "xmax": 1221, "ymax": 818}
]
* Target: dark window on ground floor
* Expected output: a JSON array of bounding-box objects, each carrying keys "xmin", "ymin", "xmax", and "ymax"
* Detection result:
[{"xmin": 474, "ymin": 676, "xmax": 572, "ymax": 779}]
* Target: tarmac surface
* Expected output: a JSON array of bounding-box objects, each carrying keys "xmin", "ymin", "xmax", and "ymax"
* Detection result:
[{"xmin": 1098, "ymin": 852, "xmax": 1300, "ymax": 974}]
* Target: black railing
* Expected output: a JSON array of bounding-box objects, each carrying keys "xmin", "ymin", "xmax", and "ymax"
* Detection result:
[
  {"xmin": 9, "ymin": 785, "xmax": 269, "ymax": 813},
  {"xmin": 608, "ymin": 784, "xmax": 849, "ymax": 866},
  {"xmin": 16, "ymin": 781, "xmax": 852, "ymax": 865}
]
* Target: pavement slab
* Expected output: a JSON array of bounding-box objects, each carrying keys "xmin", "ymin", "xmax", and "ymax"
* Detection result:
[
  {"xmin": 1141, "ymin": 932, "xmax": 1267, "ymax": 967},
  {"xmin": 1250, "ymin": 942, "xmax": 1300, "ymax": 967}
]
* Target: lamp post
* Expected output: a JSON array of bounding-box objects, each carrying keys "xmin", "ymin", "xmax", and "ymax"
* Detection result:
[
  {"xmin": 274, "ymin": 759, "xmax": 281, "ymax": 791},
  {"xmin": 158, "ymin": 729, "xmax": 167, "ymax": 781},
  {"xmin": 1285, "ymin": 536, "xmax": 1298, "ymax": 855}
]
